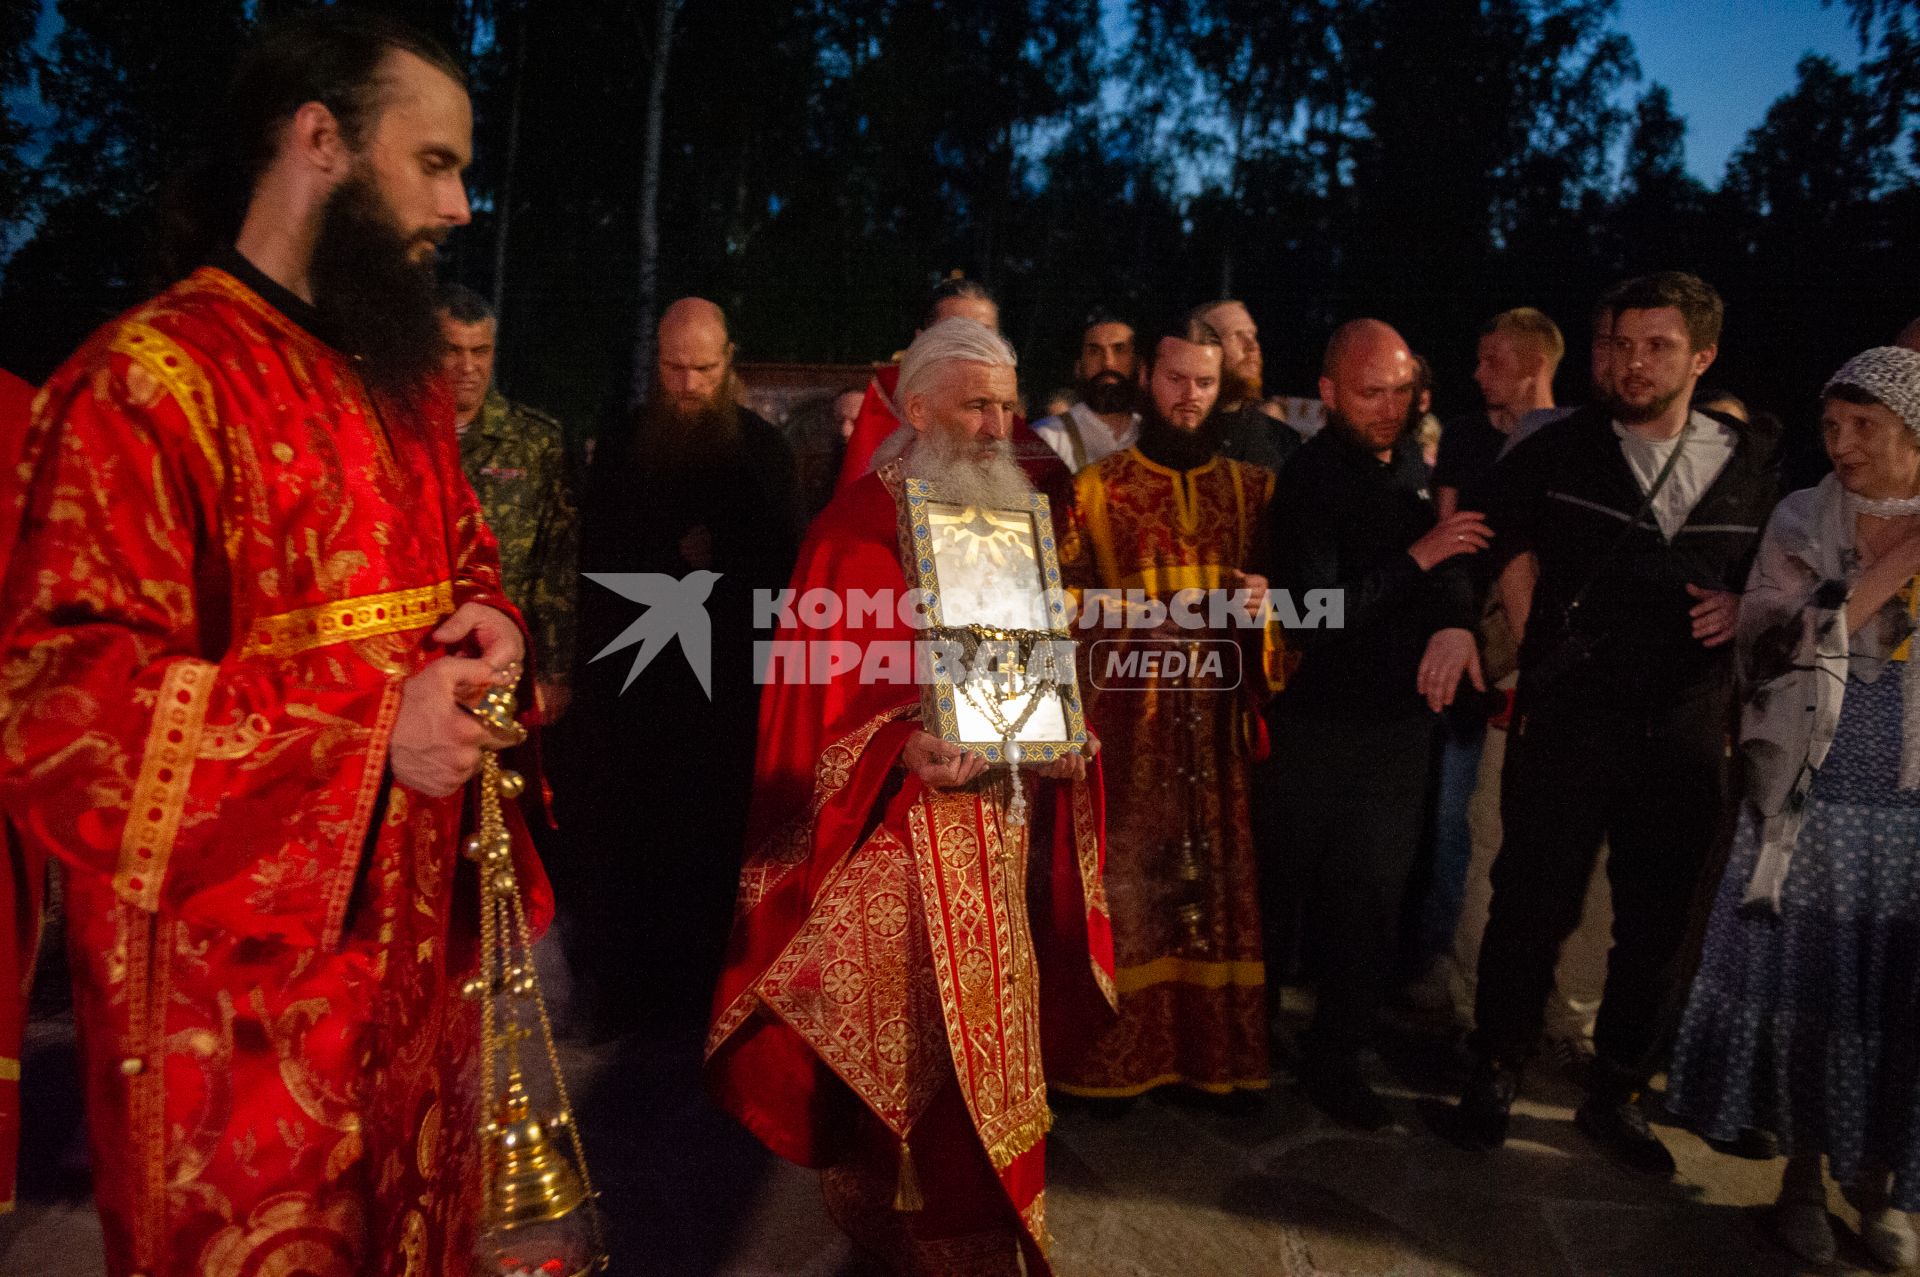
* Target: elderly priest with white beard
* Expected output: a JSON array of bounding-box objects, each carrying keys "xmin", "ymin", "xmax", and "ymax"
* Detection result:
[{"xmin": 705, "ymin": 318, "xmax": 1115, "ymax": 1276}]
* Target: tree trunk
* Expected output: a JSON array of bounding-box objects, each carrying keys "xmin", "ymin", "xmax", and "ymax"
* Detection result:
[
  {"xmin": 490, "ymin": 4, "xmax": 529, "ymax": 323},
  {"xmin": 631, "ymin": 0, "xmax": 682, "ymax": 407}
]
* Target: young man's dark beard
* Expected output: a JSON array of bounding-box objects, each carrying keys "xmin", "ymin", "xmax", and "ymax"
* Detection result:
[
  {"xmin": 308, "ymin": 174, "xmax": 447, "ymax": 406},
  {"xmin": 1605, "ymin": 385, "xmax": 1684, "ymax": 426},
  {"xmin": 1080, "ymin": 371, "xmax": 1136, "ymax": 416},
  {"xmin": 1137, "ymin": 401, "xmax": 1226, "ymax": 469}
]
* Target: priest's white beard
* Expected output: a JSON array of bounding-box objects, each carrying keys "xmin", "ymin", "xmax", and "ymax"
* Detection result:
[{"xmin": 885, "ymin": 422, "xmax": 1035, "ymax": 510}]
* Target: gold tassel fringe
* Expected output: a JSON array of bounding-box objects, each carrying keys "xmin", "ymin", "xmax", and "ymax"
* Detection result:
[{"xmin": 893, "ymin": 1137, "xmax": 924, "ymax": 1212}]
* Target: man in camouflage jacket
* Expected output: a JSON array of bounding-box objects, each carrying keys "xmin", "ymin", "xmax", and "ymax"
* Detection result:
[{"xmin": 440, "ymin": 284, "xmax": 578, "ymax": 719}]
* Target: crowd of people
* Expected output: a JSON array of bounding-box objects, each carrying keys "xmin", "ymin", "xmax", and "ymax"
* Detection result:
[{"xmin": 2, "ymin": 11, "xmax": 1918, "ymax": 1277}]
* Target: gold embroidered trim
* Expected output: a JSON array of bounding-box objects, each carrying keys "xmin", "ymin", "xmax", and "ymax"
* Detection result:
[
  {"xmin": 709, "ymin": 705, "xmax": 924, "ymax": 1059},
  {"xmin": 908, "ymin": 796, "xmax": 1052, "ymax": 1183},
  {"xmin": 1051, "ymin": 1072, "xmax": 1271, "ymax": 1099},
  {"xmin": 1110, "ymin": 955, "xmax": 1267, "ymax": 994},
  {"xmin": 117, "ymin": 661, "xmax": 216, "ymax": 911},
  {"xmin": 730, "ymin": 704, "xmax": 917, "ymax": 922},
  {"xmin": 323, "ymin": 680, "xmax": 403, "ymax": 950},
  {"xmin": 1071, "ymin": 777, "xmax": 1115, "ymax": 1009},
  {"xmin": 1118, "ymin": 563, "xmax": 1231, "ymax": 596},
  {"xmin": 124, "ymin": 913, "xmax": 169, "ymax": 1265},
  {"xmin": 193, "ymin": 267, "xmax": 327, "ymax": 353},
  {"xmin": 109, "ymin": 321, "xmax": 227, "ymax": 490},
  {"xmin": 1021, "ymin": 1191, "xmax": 1051, "ymax": 1258},
  {"xmin": 984, "ymin": 1107, "xmax": 1052, "ymax": 1172},
  {"xmin": 240, "ymin": 581, "xmax": 453, "ymax": 661},
  {"xmin": 0, "ymin": 1056, "xmax": 18, "ymax": 1081}
]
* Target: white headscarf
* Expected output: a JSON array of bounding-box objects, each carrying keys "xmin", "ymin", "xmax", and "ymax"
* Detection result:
[
  {"xmin": 1739, "ymin": 347, "xmax": 1920, "ymax": 909},
  {"xmin": 1824, "ymin": 346, "xmax": 1920, "ymax": 439}
]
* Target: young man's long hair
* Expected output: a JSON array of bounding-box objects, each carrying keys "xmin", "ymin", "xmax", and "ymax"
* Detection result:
[
  {"xmin": 162, "ymin": 12, "xmax": 466, "ymax": 406},
  {"xmin": 162, "ymin": 11, "xmax": 464, "ymax": 277}
]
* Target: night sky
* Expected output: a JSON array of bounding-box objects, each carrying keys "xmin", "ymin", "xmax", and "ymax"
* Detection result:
[
  {"xmin": 1616, "ymin": 0, "xmax": 1866, "ymax": 181},
  {"xmin": 0, "ymin": 1, "xmax": 1887, "ymax": 200}
]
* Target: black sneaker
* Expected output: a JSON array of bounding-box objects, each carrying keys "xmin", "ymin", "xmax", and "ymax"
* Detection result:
[
  {"xmin": 1705, "ymin": 1126, "xmax": 1779, "ymax": 1161},
  {"xmin": 1575, "ymin": 1094, "xmax": 1676, "ymax": 1175},
  {"xmin": 1299, "ymin": 1051, "xmax": 1393, "ymax": 1131},
  {"xmin": 1450, "ymin": 1058, "xmax": 1519, "ymax": 1152},
  {"xmin": 1542, "ymin": 1033, "xmax": 1596, "ymax": 1083}
]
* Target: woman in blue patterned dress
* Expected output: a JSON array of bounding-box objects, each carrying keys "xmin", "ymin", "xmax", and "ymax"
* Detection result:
[{"xmin": 1669, "ymin": 346, "xmax": 1920, "ymax": 1268}]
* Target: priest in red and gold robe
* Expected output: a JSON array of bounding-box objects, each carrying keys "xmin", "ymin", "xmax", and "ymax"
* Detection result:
[
  {"xmin": 0, "ymin": 365, "xmax": 39, "ymax": 1218},
  {"xmin": 835, "ymin": 278, "xmax": 1073, "ymax": 517},
  {"xmin": 0, "ymin": 16, "xmax": 549, "ymax": 1276},
  {"xmin": 709, "ymin": 317, "xmax": 1113, "ymax": 1276},
  {"xmin": 1051, "ymin": 321, "xmax": 1276, "ymax": 1102}
]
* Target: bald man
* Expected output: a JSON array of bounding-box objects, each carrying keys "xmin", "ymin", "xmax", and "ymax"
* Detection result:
[
  {"xmin": 1263, "ymin": 319, "xmax": 1488, "ymax": 1129},
  {"xmin": 656, "ymin": 296, "xmax": 736, "ymax": 420},
  {"xmin": 554, "ymin": 295, "xmax": 800, "ymax": 1034}
]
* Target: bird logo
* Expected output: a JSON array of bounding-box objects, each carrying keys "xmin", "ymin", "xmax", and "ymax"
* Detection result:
[{"xmin": 582, "ymin": 571, "xmax": 721, "ymax": 698}]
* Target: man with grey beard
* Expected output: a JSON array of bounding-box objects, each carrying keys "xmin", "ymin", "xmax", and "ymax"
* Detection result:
[
  {"xmin": 871, "ymin": 328, "xmax": 1038, "ymax": 510},
  {"xmin": 709, "ymin": 316, "xmax": 1110, "ymax": 1276}
]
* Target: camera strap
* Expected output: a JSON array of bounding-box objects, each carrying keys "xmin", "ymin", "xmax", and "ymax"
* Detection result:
[{"xmin": 1560, "ymin": 415, "xmax": 1696, "ymax": 628}]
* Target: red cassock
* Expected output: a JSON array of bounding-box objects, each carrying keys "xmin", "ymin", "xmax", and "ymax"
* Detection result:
[
  {"xmin": 0, "ymin": 366, "xmax": 41, "ymax": 1217},
  {"xmin": 833, "ymin": 364, "xmax": 1075, "ymax": 517},
  {"xmin": 0, "ymin": 267, "xmax": 551, "ymax": 1277},
  {"xmin": 706, "ymin": 461, "xmax": 1114, "ymax": 1275}
]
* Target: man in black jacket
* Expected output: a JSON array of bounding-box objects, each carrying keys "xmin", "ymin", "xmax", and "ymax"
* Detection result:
[
  {"xmin": 1425, "ymin": 272, "xmax": 1780, "ymax": 1172},
  {"xmin": 1196, "ymin": 298, "xmax": 1302, "ymax": 474},
  {"xmin": 1266, "ymin": 318, "xmax": 1490, "ymax": 1127}
]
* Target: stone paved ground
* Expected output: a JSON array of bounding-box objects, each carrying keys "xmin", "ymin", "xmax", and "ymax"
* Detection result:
[{"xmin": 8, "ymin": 1000, "xmax": 1912, "ymax": 1277}]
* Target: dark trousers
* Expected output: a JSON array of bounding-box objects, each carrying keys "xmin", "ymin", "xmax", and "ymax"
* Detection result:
[
  {"xmin": 1471, "ymin": 703, "xmax": 1727, "ymax": 1084},
  {"xmin": 1266, "ymin": 711, "xmax": 1435, "ymax": 1052}
]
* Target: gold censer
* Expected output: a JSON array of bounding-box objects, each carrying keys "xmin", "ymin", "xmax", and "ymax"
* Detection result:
[{"xmin": 463, "ymin": 684, "xmax": 607, "ymax": 1276}]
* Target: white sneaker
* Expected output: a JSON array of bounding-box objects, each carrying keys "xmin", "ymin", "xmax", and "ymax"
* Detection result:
[{"xmin": 1862, "ymin": 1205, "xmax": 1917, "ymax": 1270}]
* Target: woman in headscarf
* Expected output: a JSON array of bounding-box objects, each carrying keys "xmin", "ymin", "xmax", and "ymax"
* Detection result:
[{"xmin": 1669, "ymin": 346, "xmax": 1920, "ymax": 1267}]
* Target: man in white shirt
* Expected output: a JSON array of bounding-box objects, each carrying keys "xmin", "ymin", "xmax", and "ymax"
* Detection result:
[
  {"xmin": 1032, "ymin": 311, "xmax": 1141, "ymax": 471},
  {"xmin": 1427, "ymin": 271, "xmax": 1780, "ymax": 1178}
]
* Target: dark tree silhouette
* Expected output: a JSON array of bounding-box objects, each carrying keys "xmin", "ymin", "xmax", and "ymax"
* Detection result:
[{"xmin": 0, "ymin": 0, "xmax": 1909, "ymax": 443}]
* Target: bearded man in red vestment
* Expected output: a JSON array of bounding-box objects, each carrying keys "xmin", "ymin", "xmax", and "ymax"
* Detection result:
[
  {"xmin": 836, "ymin": 278, "xmax": 1073, "ymax": 516},
  {"xmin": 0, "ymin": 15, "xmax": 550, "ymax": 1276},
  {"xmin": 1050, "ymin": 322, "xmax": 1275, "ymax": 1105},
  {"xmin": 708, "ymin": 317, "xmax": 1114, "ymax": 1276},
  {"xmin": 0, "ymin": 366, "xmax": 38, "ymax": 1218}
]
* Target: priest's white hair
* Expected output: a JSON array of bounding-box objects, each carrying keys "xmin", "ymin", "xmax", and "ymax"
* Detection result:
[{"xmin": 893, "ymin": 316, "xmax": 1019, "ymax": 419}]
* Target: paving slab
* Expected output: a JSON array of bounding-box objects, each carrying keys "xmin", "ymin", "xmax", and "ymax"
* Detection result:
[{"xmin": 6, "ymin": 1007, "xmax": 1914, "ymax": 1277}]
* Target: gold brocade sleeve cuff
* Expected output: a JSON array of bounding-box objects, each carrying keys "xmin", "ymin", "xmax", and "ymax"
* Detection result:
[{"xmin": 115, "ymin": 658, "xmax": 218, "ymax": 912}]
